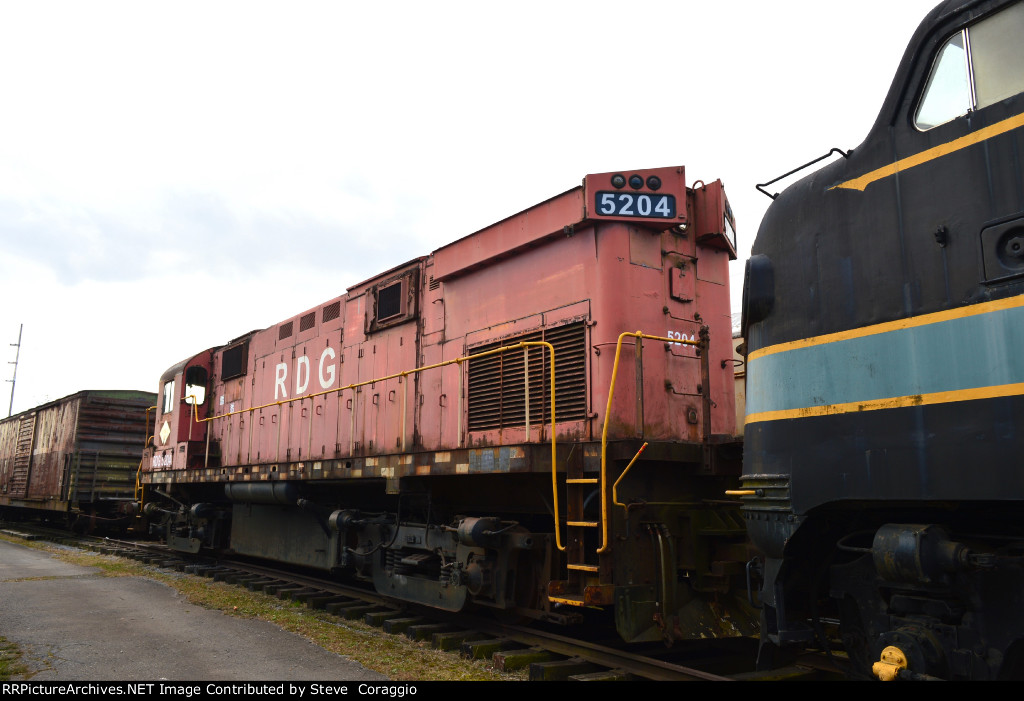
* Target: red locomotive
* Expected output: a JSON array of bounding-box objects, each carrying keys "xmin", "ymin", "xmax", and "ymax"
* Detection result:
[{"xmin": 141, "ymin": 166, "xmax": 757, "ymax": 643}]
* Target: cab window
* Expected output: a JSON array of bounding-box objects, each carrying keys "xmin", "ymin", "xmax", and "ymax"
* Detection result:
[
  {"xmin": 163, "ymin": 380, "xmax": 175, "ymax": 414},
  {"xmin": 915, "ymin": 2, "xmax": 1024, "ymax": 130},
  {"xmin": 184, "ymin": 366, "xmax": 207, "ymax": 406},
  {"xmin": 971, "ymin": 3, "xmax": 1024, "ymax": 108}
]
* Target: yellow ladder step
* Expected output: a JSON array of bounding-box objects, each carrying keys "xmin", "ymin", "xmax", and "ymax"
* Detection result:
[
  {"xmin": 566, "ymin": 478, "xmax": 598, "ymax": 484},
  {"xmin": 567, "ymin": 563, "xmax": 599, "ymax": 572},
  {"xmin": 566, "ymin": 521, "xmax": 598, "ymax": 527},
  {"xmin": 547, "ymin": 594, "xmax": 587, "ymax": 607}
]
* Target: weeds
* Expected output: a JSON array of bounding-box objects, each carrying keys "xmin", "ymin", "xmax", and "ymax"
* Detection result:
[
  {"xmin": 0, "ymin": 534, "xmax": 524, "ymax": 681},
  {"xmin": 0, "ymin": 638, "xmax": 30, "ymax": 681}
]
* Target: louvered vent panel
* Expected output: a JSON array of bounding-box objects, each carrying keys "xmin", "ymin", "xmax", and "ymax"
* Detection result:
[
  {"xmin": 299, "ymin": 312, "xmax": 316, "ymax": 332},
  {"xmin": 322, "ymin": 301, "xmax": 341, "ymax": 323},
  {"xmin": 467, "ymin": 322, "xmax": 586, "ymax": 432},
  {"xmin": 279, "ymin": 322, "xmax": 293, "ymax": 340},
  {"xmin": 222, "ymin": 343, "xmax": 247, "ymax": 380}
]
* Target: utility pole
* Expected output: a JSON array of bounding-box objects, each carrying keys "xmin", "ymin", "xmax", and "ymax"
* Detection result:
[{"xmin": 7, "ymin": 324, "xmax": 22, "ymax": 418}]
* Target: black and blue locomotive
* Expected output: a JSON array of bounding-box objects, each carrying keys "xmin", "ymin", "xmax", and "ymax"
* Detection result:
[{"xmin": 739, "ymin": 0, "xmax": 1024, "ymax": 681}]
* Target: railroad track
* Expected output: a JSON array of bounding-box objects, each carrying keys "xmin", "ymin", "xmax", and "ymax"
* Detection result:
[{"xmin": 1, "ymin": 524, "xmax": 846, "ymax": 681}]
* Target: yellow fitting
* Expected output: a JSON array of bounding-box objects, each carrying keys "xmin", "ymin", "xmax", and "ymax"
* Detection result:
[{"xmin": 872, "ymin": 645, "xmax": 908, "ymax": 681}]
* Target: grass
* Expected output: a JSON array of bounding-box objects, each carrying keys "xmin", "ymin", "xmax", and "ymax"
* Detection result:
[
  {"xmin": 0, "ymin": 533, "xmax": 526, "ymax": 681},
  {"xmin": 0, "ymin": 637, "xmax": 30, "ymax": 681}
]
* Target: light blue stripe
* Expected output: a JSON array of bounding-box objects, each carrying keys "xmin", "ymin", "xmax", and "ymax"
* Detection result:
[{"xmin": 746, "ymin": 304, "xmax": 1024, "ymax": 415}]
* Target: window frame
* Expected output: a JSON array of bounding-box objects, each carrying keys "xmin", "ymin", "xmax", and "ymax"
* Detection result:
[
  {"xmin": 163, "ymin": 380, "xmax": 176, "ymax": 414},
  {"xmin": 364, "ymin": 267, "xmax": 420, "ymax": 334},
  {"xmin": 914, "ymin": 2, "xmax": 1024, "ymax": 131}
]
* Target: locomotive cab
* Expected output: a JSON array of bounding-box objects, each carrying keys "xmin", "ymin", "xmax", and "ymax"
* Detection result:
[
  {"xmin": 149, "ymin": 350, "xmax": 214, "ymax": 471},
  {"xmin": 143, "ymin": 349, "xmax": 224, "ymax": 552}
]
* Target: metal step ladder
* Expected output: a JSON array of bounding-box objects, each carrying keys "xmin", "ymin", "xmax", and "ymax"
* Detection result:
[
  {"xmin": 9, "ymin": 413, "xmax": 36, "ymax": 497},
  {"xmin": 549, "ymin": 445, "xmax": 603, "ymax": 607}
]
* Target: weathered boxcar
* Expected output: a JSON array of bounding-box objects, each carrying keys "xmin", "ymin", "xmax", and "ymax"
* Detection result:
[
  {"xmin": 0, "ymin": 390, "xmax": 156, "ymax": 531},
  {"xmin": 141, "ymin": 166, "xmax": 757, "ymax": 644}
]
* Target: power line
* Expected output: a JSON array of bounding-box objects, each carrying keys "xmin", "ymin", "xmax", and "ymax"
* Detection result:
[{"xmin": 7, "ymin": 324, "xmax": 22, "ymax": 418}]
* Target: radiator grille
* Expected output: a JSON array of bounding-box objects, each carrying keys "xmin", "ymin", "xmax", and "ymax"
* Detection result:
[{"xmin": 467, "ymin": 322, "xmax": 586, "ymax": 432}]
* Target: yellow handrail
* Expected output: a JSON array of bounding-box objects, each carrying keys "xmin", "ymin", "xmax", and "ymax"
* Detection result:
[
  {"xmin": 135, "ymin": 405, "xmax": 158, "ymax": 503},
  {"xmin": 611, "ymin": 441, "xmax": 649, "ymax": 507},
  {"xmin": 597, "ymin": 331, "xmax": 700, "ymax": 554},
  {"xmin": 183, "ymin": 341, "xmax": 564, "ymax": 549}
]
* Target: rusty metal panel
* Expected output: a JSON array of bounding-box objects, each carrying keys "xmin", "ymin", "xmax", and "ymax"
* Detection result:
[
  {"xmin": 432, "ymin": 186, "xmax": 586, "ymax": 281},
  {"xmin": 64, "ymin": 392, "xmax": 155, "ymax": 503},
  {"xmin": 670, "ymin": 265, "xmax": 694, "ymax": 303},
  {"xmin": 582, "ymin": 218, "xmax": 737, "ymax": 443},
  {"xmin": 25, "ymin": 399, "xmax": 75, "ymax": 501},
  {"xmin": 694, "ymin": 247, "xmax": 738, "ymax": 438},
  {"xmin": 151, "ymin": 165, "xmax": 741, "ymax": 478},
  {"xmin": 0, "ymin": 390, "xmax": 155, "ymax": 512},
  {"xmin": 0, "ymin": 416, "xmax": 20, "ymax": 495},
  {"xmin": 690, "ymin": 179, "xmax": 737, "ymax": 258}
]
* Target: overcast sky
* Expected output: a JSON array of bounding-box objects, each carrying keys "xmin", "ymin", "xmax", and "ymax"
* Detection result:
[{"xmin": 0, "ymin": 0, "xmax": 941, "ymax": 415}]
